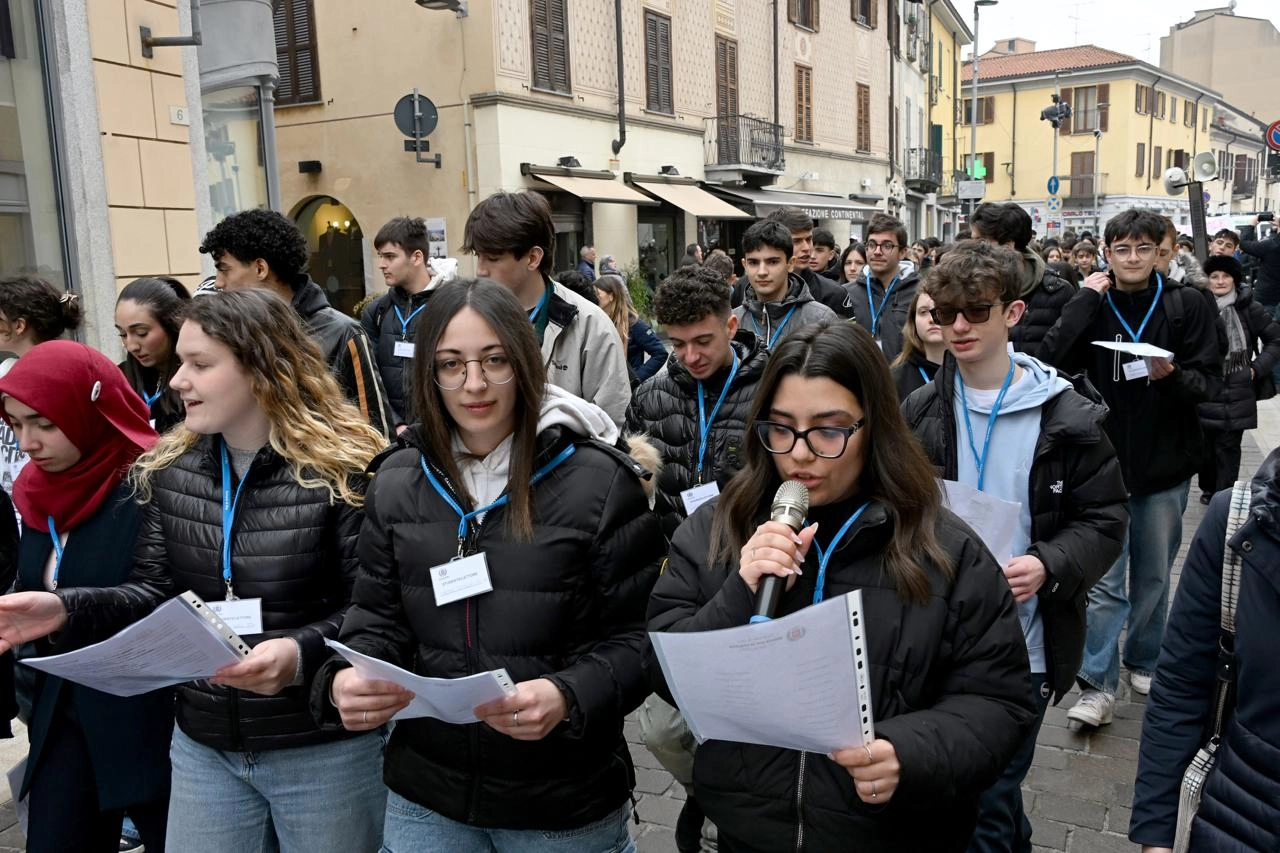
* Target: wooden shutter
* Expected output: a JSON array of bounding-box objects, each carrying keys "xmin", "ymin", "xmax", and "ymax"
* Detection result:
[
  {"xmin": 788, "ymin": 0, "xmax": 798, "ymax": 23},
  {"xmin": 715, "ymin": 37, "xmax": 738, "ymax": 117},
  {"xmin": 812, "ymin": 0, "xmax": 820, "ymax": 31},
  {"xmin": 1097, "ymin": 83, "xmax": 1109, "ymax": 132},
  {"xmin": 869, "ymin": 0, "xmax": 878, "ymax": 28},
  {"xmin": 795, "ymin": 66, "xmax": 813, "ymax": 142},
  {"xmin": 645, "ymin": 12, "xmax": 673, "ymax": 113},
  {"xmin": 1136, "ymin": 142, "xmax": 1145, "ymax": 177},
  {"xmin": 1134, "ymin": 85, "xmax": 1143, "ymax": 114},
  {"xmin": 857, "ymin": 83, "xmax": 871, "ymax": 151},
  {"xmin": 273, "ymin": 0, "xmax": 321, "ymax": 105},
  {"xmin": 531, "ymin": 0, "xmax": 551, "ymax": 90},
  {"xmin": 548, "ymin": 0, "xmax": 570, "ymax": 93},
  {"xmin": 982, "ymin": 152, "xmax": 995, "ymax": 184},
  {"xmin": 983, "ymin": 96, "xmax": 995, "ymax": 125},
  {"xmin": 1058, "ymin": 87, "xmax": 1072, "ymax": 136},
  {"xmin": 1153, "ymin": 145, "xmax": 1162, "ymax": 176}
]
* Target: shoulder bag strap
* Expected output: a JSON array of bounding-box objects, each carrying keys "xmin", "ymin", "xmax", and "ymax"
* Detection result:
[{"xmin": 1211, "ymin": 479, "xmax": 1251, "ymax": 738}]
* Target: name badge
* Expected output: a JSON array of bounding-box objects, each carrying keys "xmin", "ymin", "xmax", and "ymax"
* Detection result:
[
  {"xmin": 680, "ymin": 482, "xmax": 720, "ymax": 516},
  {"xmin": 394, "ymin": 339, "xmax": 415, "ymax": 359},
  {"xmin": 430, "ymin": 552, "xmax": 494, "ymax": 606},
  {"xmin": 208, "ymin": 597, "xmax": 264, "ymax": 635},
  {"xmin": 1123, "ymin": 359, "xmax": 1149, "ymax": 381}
]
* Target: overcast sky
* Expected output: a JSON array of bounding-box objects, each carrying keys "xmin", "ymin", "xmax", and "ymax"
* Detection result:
[{"xmin": 956, "ymin": 0, "xmax": 1280, "ymax": 64}]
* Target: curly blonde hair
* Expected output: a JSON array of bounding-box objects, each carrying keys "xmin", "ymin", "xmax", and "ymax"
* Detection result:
[{"xmin": 131, "ymin": 289, "xmax": 386, "ymax": 506}]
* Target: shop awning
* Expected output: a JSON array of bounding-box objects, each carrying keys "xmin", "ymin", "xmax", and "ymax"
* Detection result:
[
  {"xmin": 629, "ymin": 179, "xmax": 755, "ymax": 219},
  {"xmin": 705, "ymin": 186, "xmax": 881, "ymax": 221},
  {"xmin": 527, "ymin": 172, "xmax": 658, "ymax": 205}
]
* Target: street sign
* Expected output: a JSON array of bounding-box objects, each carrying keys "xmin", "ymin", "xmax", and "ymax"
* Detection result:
[
  {"xmin": 1203, "ymin": 190, "xmax": 1211, "ymax": 204},
  {"xmin": 394, "ymin": 93, "xmax": 439, "ymax": 139},
  {"xmin": 1047, "ymin": 176, "xmax": 1060, "ymax": 195},
  {"xmin": 1267, "ymin": 120, "xmax": 1280, "ymax": 153},
  {"xmin": 957, "ymin": 180, "xmax": 987, "ymax": 200},
  {"xmin": 1047, "ymin": 195, "xmax": 1062, "ymax": 213}
]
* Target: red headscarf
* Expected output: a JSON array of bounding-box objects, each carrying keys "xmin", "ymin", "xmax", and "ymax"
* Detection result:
[{"xmin": 0, "ymin": 341, "xmax": 158, "ymax": 532}]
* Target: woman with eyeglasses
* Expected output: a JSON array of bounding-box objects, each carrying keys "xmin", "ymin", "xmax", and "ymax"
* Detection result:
[
  {"xmin": 647, "ymin": 321, "xmax": 1036, "ymax": 852},
  {"xmin": 321, "ymin": 278, "xmax": 665, "ymax": 852}
]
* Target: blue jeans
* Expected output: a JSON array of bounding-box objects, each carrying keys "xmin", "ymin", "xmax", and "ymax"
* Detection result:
[
  {"xmin": 1078, "ymin": 480, "xmax": 1189, "ymax": 694},
  {"xmin": 167, "ymin": 727, "xmax": 388, "ymax": 853},
  {"xmin": 380, "ymin": 790, "xmax": 636, "ymax": 853},
  {"xmin": 968, "ymin": 674, "xmax": 1051, "ymax": 853}
]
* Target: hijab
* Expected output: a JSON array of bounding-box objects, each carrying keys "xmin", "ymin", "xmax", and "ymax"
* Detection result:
[{"xmin": 0, "ymin": 341, "xmax": 157, "ymax": 532}]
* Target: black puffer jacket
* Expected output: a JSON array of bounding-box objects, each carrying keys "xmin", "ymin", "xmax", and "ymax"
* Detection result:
[
  {"xmin": 1198, "ymin": 286, "xmax": 1280, "ymax": 432},
  {"xmin": 291, "ymin": 277, "xmax": 395, "ymax": 440},
  {"xmin": 361, "ymin": 285, "xmax": 432, "ymax": 426},
  {"xmin": 58, "ymin": 436, "xmax": 366, "ymax": 753},
  {"xmin": 1130, "ymin": 450, "xmax": 1280, "ymax": 850},
  {"xmin": 648, "ymin": 497, "xmax": 1037, "ymax": 852},
  {"xmin": 626, "ymin": 330, "xmax": 768, "ymax": 531},
  {"xmin": 1009, "ymin": 255, "xmax": 1076, "ymax": 359},
  {"xmin": 842, "ymin": 269, "xmax": 920, "ymax": 363},
  {"xmin": 321, "ymin": 425, "xmax": 664, "ymax": 831},
  {"xmin": 889, "ymin": 350, "xmax": 939, "ymax": 402},
  {"xmin": 902, "ymin": 354, "xmax": 1130, "ymax": 701}
]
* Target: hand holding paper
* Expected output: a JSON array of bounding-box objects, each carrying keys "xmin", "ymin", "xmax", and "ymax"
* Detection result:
[
  {"xmin": 331, "ymin": 666, "xmax": 415, "ymax": 731},
  {"xmin": 0, "ymin": 592, "xmax": 68, "ymax": 655}
]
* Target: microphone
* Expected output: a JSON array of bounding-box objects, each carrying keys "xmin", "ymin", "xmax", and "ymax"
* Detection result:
[{"xmin": 750, "ymin": 481, "xmax": 810, "ymax": 624}]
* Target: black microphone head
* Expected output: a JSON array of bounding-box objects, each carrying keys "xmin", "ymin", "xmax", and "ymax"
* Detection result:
[{"xmin": 770, "ymin": 480, "xmax": 810, "ymax": 531}]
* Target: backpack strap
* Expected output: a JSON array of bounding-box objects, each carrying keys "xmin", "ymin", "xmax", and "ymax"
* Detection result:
[{"xmin": 1210, "ymin": 479, "xmax": 1251, "ymax": 738}]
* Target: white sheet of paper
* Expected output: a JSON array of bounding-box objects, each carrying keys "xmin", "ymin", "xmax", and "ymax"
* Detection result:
[
  {"xmin": 430, "ymin": 553, "xmax": 494, "ymax": 606},
  {"xmin": 208, "ymin": 598, "xmax": 263, "ymax": 635},
  {"xmin": 6, "ymin": 757, "xmax": 27, "ymax": 838},
  {"xmin": 680, "ymin": 482, "xmax": 720, "ymax": 516},
  {"xmin": 325, "ymin": 640, "xmax": 517, "ymax": 723},
  {"xmin": 1090, "ymin": 340, "xmax": 1174, "ymax": 359},
  {"xmin": 941, "ymin": 479, "xmax": 1022, "ymax": 566},
  {"xmin": 20, "ymin": 597, "xmax": 247, "ymax": 697},
  {"xmin": 649, "ymin": 592, "xmax": 875, "ymax": 754},
  {"xmin": 394, "ymin": 339, "xmax": 415, "ymax": 358}
]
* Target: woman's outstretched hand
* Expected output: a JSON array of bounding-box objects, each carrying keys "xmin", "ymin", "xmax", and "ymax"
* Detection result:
[{"xmin": 0, "ymin": 592, "xmax": 69, "ymax": 654}]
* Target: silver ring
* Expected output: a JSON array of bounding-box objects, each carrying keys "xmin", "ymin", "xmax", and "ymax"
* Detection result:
[
  {"xmin": 513, "ymin": 710, "xmax": 520, "ymax": 727},
  {"xmin": 362, "ymin": 710, "xmax": 368, "ymax": 725}
]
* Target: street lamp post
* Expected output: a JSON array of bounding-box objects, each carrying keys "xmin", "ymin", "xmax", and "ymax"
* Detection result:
[
  {"xmin": 971, "ymin": 0, "xmax": 997, "ymax": 219},
  {"xmin": 1093, "ymin": 128, "xmax": 1102, "ymax": 231}
]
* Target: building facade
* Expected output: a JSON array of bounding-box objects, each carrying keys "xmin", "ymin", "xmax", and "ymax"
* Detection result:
[
  {"xmin": 3, "ymin": 0, "xmax": 211, "ymax": 352},
  {"xmin": 924, "ymin": 0, "xmax": 972, "ymax": 241},
  {"xmin": 1159, "ymin": 6, "xmax": 1280, "ymax": 123}
]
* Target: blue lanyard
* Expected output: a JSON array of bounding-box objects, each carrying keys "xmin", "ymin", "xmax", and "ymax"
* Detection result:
[
  {"xmin": 751, "ymin": 305, "xmax": 799, "ymax": 348},
  {"xmin": 695, "ymin": 353, "xmax": 740, "ymax": 480},
  {"xmin": 864, "ymin": 270, "xmax": 900, "ymax": 336},
  {"xmin": 46, "ymin": 516, "xmax": 65, "ymax": 590},
  {"xmin": 527, "ymin": 286, "xmax": 551, "ymax": 324},
  {"xmin": 220, "ymin": 442, "xmax": 253, "ymax": 599},
  {"xmin": 394, "ymin": 303, "xmax": 426, "ymax": 337},
  {"xmin": 1105, "ymin": 273, "xmax": 1163, "ymax": 343},
  {"xmin": 917, "ymin": 366, "xmax": 931, "ymax": 384},
  {"xmin": 957, "ymin": 361, "xmax": 1016, "ymax": 492},
  {"xmin": 420, "ymin": 443, "xmax": 577, "ymax": 554},
  {"xmin": 810, "ymin": 502, "xmax": 872, "ymax": 604},
  {"xmin": 143, "ymin": 386, "xmax": 163, "ymax": 408}
]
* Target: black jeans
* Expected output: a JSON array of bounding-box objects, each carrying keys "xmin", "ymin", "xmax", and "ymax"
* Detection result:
[
  {"xmin": 967, "ymin": 673, "xmax": 1051, "ymax": 853},
  {"xmin": 1199, "ymin": 428, "xmax": 1244, "ymax": 496}
]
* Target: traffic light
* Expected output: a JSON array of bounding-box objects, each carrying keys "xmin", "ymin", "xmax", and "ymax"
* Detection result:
[{"xmin": 1040, "ymin": 94, "xmax": 1072, "ymax": 129}]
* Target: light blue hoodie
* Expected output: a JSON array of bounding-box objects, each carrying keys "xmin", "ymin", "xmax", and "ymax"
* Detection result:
[{"xmin": 953, "ymin": 351, "xmax": 1073, "ymax": 674}]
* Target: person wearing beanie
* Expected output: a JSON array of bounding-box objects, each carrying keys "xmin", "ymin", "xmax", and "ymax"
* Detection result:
[{"xmin": 1196, "ymin": 254, "xmax": 1280, "ymax": 503}]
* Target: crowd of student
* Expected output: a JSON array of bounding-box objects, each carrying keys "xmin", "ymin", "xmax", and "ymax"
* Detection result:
[{"xmin": 0, "ymin": 191, "xmax": 1275, "ymax": 853}]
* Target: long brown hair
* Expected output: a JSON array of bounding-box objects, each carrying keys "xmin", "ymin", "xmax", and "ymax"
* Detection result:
[
  {"xmin": 710, "ymin": 321, "xmax": 952, "ymax": 604},
  {"xmin": 889, "ymin": 288, "xmax": 930, "ymax": 369},
  {"xmin": 409, "ymin": 278, "xmax": 547, "ymax": 540},
  {"xmin": 594, "ymin": 274, "xmax": 632, "ymax": 348}
]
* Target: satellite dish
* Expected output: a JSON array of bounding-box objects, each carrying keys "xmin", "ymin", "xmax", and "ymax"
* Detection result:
[
  {"xmin": 1163, "ymin": 167, "xmax": 1189, "ymax": 196},
  {"xmin": 1192, "ymin": 152, "xmax": 1219, "ymax": 182}
]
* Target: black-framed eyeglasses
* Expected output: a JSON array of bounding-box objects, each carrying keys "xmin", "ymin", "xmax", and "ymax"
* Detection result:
[
  {"xmin": 866, "ymin": 240, "xmax": 900, "ymax": 254},
  {"xmin": 753, "ymin": 419, "xmax": 865, "ymax": 458},
  {"xmin": 929, "ymin": 302, "xmax": 1002, "ymax": 326},
  {"xmin": 433, "ymin": 354, "xmax": 516, "ymax": 390}
]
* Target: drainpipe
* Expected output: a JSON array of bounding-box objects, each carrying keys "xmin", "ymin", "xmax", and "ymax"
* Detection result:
[
  {"xmin": 1145, "ymin": 74, "xmax": 1162, "ymax": 191},
  {"xmin": 610, "ymin": 0, "xmax": 626, "ymax": 155},
  {"xmin": 1009, "ymin": 81, "xmax": 1017, "ymax": 196},
  {"xmin": 772, "ymin": 0, "xmax": 779, "ymax": 130}
]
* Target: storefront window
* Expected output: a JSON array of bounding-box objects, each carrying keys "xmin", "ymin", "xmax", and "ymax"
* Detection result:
[
  {"xmin": 0, "ymin": 0, "xmax": 68, "ymax": 286},
  {"xmin": 292, "ymin": 195, "xmax": 366, "ymax": 316},
  {"xmin": 204, "ymin": 85, "xmax": 269, "ymax": 219}
]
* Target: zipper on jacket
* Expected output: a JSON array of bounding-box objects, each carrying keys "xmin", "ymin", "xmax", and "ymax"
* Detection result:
[{"xmin": 793, "ymin": 750, "xmax": 808, "ymax": 852}]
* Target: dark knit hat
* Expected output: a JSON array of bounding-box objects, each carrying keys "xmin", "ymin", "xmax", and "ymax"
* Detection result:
[{"xmin": 1203, "ymin": 254, "xmax": 1243, "ymax": 284}]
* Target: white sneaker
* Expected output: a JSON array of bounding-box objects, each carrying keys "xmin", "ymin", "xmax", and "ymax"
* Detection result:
[
  {"xmin": 1067, "ymin": 689, "xmax": 1115, "ymax": 727},
  {"xmin": 1131, "ymin": 673, "xmax": 1152, "ymax": 695}
]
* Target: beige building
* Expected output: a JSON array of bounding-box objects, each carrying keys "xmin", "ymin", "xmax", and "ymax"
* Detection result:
[
  {"xmin": 1159, "ymin": 6, "xmax": 1280, "ymax": 123},
  {"xmin": 3, "ymin": 0, "xmax": 212, "ymax": 352},
  {"xmin": 921, "ymin": 0, "xmax": 972, "ymax": 240},
  {"xmin": 272, "ymin": 0, "xmax": 911, "ymax": 301}
]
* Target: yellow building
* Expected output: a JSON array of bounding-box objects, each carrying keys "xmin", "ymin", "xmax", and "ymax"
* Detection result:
[
  {"xmin": 962, "ymin": 44, "xmax": 1221, "ymax": 236},
  {"xmin": 925, "ymin": 0, "xmax": 972, "ymax": 240}
]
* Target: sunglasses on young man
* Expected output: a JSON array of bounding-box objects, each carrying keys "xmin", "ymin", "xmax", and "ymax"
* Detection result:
[{"xmin": 928, "ymin": 302, "xmax": 1005, "ymax": 327}]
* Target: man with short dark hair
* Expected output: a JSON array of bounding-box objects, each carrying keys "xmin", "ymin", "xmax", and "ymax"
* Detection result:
[
  {"xmin": 362, "ymin": 216, "xmax": 434, "ymax": 430},
  {"xmin": 702, "ymin": 253, "xmax": 736, "ymax": 288},
  {"xmin": 733, "ymin": 220, "xmax": 838, "ymax": 348},
  {"xmin": 903, "ymin": 240, "xmax": 1127, "ymax": 853},
  {"xmin": 1071, "ymin": 241, "xmax": 1099, "ymax": 279},
  {"xmin": 842, "ymin": 212, "xmax": 918, "ymax": 360},
  {"xmin": 199, "ymin": 208, "xmax": 394, "ymax": 438},
  {"xmin": 1209, "ymin": 228, "xmax": 1239, "ymax": 257},
  {"xmin": 730, "ymin": 209, "xmax": 855, "ymax": 319},
  {"xmin": 1041, "ymin": 208, "xmax": 1222, "ymax": 728},
  {"xmin": 809, "ymin": 227, "xmax": 840, "ymax": 279},
  {"xmin": 461, "ymin": 190, "xmax": 630, "ymax": 425},
  {"xmin": 970, "ymin": 202, "xmax": 1076, "ymax": 358}
]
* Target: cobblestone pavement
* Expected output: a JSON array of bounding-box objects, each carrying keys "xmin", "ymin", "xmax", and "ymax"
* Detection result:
[{"xmin": 0, "ymin": 433, "xmax": 1269, "ymax": 852}]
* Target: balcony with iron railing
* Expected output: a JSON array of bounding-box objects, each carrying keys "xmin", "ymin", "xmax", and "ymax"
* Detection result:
[
  {"xmin": 704, "ymin": 114, "xmax": 786, "ymax": 183},
  {"xmin": 1232, "ymin": 176, "xmax": 1258, "ymax": 198},
  {"xmin": 904, "ymin": 148, "xmax": 943, "ymax": 193},
  {"xmin": 1063, "ymin": 172, "xmax": 1108, "ymax": 200}
]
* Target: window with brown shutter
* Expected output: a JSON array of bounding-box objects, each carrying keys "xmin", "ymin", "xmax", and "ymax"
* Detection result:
[
  {"xmin": 853, "ymin": 0, "xmax": 875, "ymax": 27},
  {"xmin": 1136, "ymin": 142, "xmax": 1146, "ymax": 177},
  {"xmin": 1156, "ymin": 91, "xmax": 1166, "ymax": 120},
  {"xmin": 795, "ymin": 65, "xmax": 813, "ymax": 142},
  {"xmin": 715, "ymin": 37, "xmax": 738, "ymax": 118},
  {"xmin": 788, "ymin": 0, "xmax": 818, "ymax": 30},
  {"xmin": 274, "ymin": 0, "xmax": 321, "ymax": 106},
  {"xmin": 1058, "ymin": 87, "xmax": 1073, "ymax": 136},
  {"xmin": 1170, "ymin": 97, "xmax": 1177, "ymax": 124},
  {"xmin": 1135, "ymin": 85, "xmax": 1146, "ymax": 115},
  {"xmin": 644, "ymin": 11, "xmax": 673, "ymax": 114},
  {"xmin": 1097, "ymin": 84, "xmax": 1109, "ymax": 132},
  {"xmin": 980, "ymin": 152, "xmax": 995, "ymax": 184},
  {"xmin": 531, "ymin": 0, "xmax": 571, "ymax": 94},
  {"xmin": 856, "ymin": 83, "xmax": 871, "ymax": 152},
  {"xmin": 1185, "ymin": 101, "xmax": 1196, "ymax": 128},
  {"xmin": 1153, "ymin": 145, "xmax": 1162, "ymax": 176},
  {"xmin": 962, "ymin": 97, "xmax": 994, "ymax": 126}
]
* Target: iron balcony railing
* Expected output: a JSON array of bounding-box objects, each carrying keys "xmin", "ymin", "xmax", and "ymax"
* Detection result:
[
  {"xmin": 706, "ymin": 114, "xmax": 786, "ymax": 173},
  {"xmin": 904, "ymin": 148, "xmax": 943, "ymax": 192}
]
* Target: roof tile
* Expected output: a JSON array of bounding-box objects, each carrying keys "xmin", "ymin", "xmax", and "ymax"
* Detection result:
[{"xmin": 962, "ymin": 45, "xmax": 1136, "ymax": 82}]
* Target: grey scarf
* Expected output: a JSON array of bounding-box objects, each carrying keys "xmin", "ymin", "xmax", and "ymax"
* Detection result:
[{"xmin": 1216, "ymin": 290, "xmax": 1249, "ymax": 373}]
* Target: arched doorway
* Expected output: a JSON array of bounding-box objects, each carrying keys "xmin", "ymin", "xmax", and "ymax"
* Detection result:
[{"xmin": 291, "ymin": 195, "xmax": 367, "ymax": 316}]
